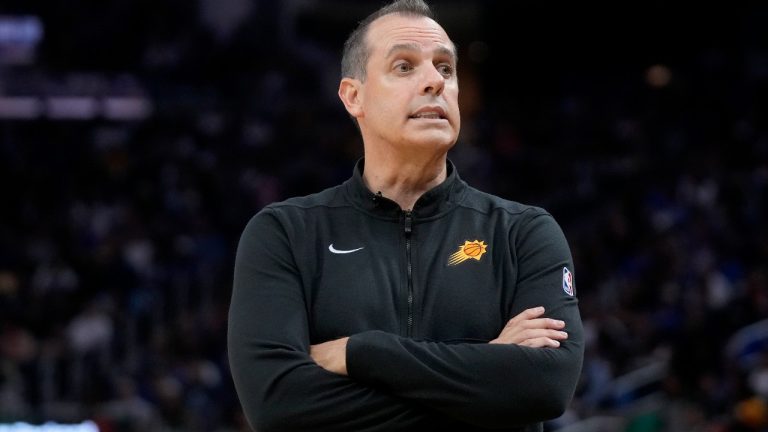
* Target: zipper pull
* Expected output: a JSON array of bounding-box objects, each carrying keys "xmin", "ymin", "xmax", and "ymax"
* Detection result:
[{"xmin": 404, "ymin": 211, "xmax": 413, "ymax": 236}]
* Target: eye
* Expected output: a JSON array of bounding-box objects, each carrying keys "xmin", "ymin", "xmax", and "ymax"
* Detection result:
[
  {"xmin": 437, "ymin": 63, "xmax": 454, "ymax": 78},
  {"xmin": 394, "ymin": 61, "xmax": 413, "ymax": 74}
]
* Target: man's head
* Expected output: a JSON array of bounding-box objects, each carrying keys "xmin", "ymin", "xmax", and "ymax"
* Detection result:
[{"xmin": 338, "ymin": 0, "xmax": 461, "ymax": 155}]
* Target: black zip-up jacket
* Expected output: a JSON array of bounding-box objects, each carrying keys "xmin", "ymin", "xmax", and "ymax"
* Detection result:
[{"xmin": 228, "ymin": 160, "xmax": 584, "ymax": 431}]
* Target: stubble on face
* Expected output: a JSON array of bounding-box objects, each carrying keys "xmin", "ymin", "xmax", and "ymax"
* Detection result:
[{"xmin": 359, "ymin": 14, "xmax": 461, "ymax": 155}]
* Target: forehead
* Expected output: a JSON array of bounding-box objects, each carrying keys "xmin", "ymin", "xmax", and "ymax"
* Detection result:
[{"xmin": 366, "ymin": 14, "xmax": 455, "ymax": 56}]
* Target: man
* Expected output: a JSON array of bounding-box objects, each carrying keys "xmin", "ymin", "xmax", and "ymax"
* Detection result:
[{"xmin": 228, "ymin": 0, "xmax": 584, "ymax": 430}]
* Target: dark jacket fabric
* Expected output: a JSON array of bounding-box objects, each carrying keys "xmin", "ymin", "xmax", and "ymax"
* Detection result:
[{"xmin": 228, "ymin": 160, "xmax": 584, "ymax": 431}]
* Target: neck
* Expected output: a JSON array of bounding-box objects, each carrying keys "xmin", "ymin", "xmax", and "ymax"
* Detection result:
[{"xmin": 362, "ymin": 151, "xmax": 447, "ymax": 211}]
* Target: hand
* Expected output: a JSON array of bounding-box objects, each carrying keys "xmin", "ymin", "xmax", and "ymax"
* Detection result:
[
  {"xmin": 310, "ymin": 337, "xmax": 350, "ymax": 376},
  {"xmin": 489, "ymin": 306, "xmax": 567, "ymax": 348}
]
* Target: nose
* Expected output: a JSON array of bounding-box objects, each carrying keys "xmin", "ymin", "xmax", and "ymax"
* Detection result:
[{"xmin": 421, "ymin": 64, "xmax": 445, "ymax": 96}]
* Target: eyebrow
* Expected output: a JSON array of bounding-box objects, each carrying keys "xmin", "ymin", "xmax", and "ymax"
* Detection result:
[{"xmin": 386, "ymin": 43, "xmax": 457, "ymax": 62}]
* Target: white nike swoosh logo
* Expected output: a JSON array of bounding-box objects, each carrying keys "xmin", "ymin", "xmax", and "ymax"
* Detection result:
[{"xmin": 328, "ymin": 244, "xmax": 364, "ymax": 254}]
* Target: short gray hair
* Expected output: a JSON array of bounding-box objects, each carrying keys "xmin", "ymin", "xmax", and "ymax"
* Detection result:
[{"xmin": 341, "ymin": 0, "xmax": 434, "ymax": 81}]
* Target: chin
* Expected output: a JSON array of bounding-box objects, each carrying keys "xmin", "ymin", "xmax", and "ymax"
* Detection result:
[
  {"xmin": 419, "ymin": 135, "xmax": 457, "ymax": 151},
  {"xmin": 405, "ymin": 129, "xmax": 457, "ymax": 148}
]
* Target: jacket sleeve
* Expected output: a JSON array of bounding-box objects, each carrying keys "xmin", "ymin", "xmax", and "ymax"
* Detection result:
[
  {"xmin": 228, "ymin": 209, "xmax": 448, "ymax": 432},
  {"xmin": 345, "ymin": 211, "xmax": 584, "ymax": 429}
]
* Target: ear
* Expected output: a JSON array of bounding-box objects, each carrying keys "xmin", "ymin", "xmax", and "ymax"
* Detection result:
[{"xmin": 338, "ymin": 77, "xmax": 364, "ymax": 119}]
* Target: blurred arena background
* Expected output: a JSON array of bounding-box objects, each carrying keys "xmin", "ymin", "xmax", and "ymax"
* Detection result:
[{"xmin": 1, "ymin": 1, "xmax": 767, "ymax": 431}]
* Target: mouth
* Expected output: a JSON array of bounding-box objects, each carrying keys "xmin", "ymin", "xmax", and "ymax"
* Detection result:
[{"xmin": 409, "ymin": 107, "xmax": 447, "ymax": 120}]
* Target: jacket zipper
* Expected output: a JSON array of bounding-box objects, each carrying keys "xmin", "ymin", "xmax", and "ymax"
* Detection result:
[{"xmin": 404, "ymin": 210, "xmax": 413, "ymax": 337}]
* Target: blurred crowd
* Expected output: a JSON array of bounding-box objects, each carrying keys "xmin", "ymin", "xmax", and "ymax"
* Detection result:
[{"xmin": 1, "ymin": 1, "xmax": 767, "ymax": 431}]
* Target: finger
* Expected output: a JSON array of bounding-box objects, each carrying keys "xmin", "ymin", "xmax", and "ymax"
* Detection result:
[
  {"xmin": 519, "ymin": 329, "xmax": 568, "ymax": 341},
  {"xmin": 507, "ymin": 306, "xmax": 546, "ymax": 326},
  {"xmin": 518, "ymin": 317, "xmax": 566, "ymax": 330},
  {"xmin": 495, "ymin": 329, "xmax": 567, "ymax": 345},
  {"xmin": 502, "ymin": 317, "xmax": 565, "ymax": 334},
  {"xmin": 520, "ymin": 337, "xmax": 561, "ymax": 348}
]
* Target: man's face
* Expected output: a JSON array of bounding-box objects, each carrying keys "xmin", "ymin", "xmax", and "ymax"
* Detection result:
[{"xmin": 355, "ymin": 14, "xmax": 460, "ymax": 153}]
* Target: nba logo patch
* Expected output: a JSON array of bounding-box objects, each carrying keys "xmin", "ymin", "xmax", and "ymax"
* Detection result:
[{"xmin": 562, "ymin": 267, "xmax": 574, "ymax": 296}]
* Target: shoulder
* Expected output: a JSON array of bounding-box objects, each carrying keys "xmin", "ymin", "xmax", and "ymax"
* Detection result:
[
  {"xmin": 456, "ymin": 186, "xmax": 567, "ymax": 244},
  {"xmin": 267, "ymin": 183, "xmax": 348, "ymax": 213},
  {"xmin": 267, "ymin": 185, "xmax": 344, "ymax": 209},
  {"xmin": 459, "ymin": 184, "xmax": 551, "ymax": 221},
  {"xmin": 240, "ymin": 183, "xmax": 348, "ymax": 239}
]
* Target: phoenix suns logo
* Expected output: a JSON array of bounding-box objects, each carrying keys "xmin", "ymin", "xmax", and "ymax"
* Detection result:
[{"xmin": 448, "ymin": 240, "xmax": 488, "ymax": 266}]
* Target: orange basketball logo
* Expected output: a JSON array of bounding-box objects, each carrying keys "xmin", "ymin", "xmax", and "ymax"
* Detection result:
[
  {"xmin": 463, "ymin": 243, "xmax": 484, "ymax": 257},
  {"xmin": 448, "ymin": 240, "xmax": 488, "ymax": 266}
]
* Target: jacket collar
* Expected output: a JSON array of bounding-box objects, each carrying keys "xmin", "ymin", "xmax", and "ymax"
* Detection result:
[{"xmin": 344, "ymin": 158, "xmax": 467, "ymax": 219}]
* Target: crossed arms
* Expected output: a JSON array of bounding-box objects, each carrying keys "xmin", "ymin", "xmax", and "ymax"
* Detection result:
[
  {"xmin": 228, "ymin": 209, "xmax": 584, "ymax": 431},
  {"xmin": 311, "ymin": 306, "xmax": 569, "ymax": 375}
]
